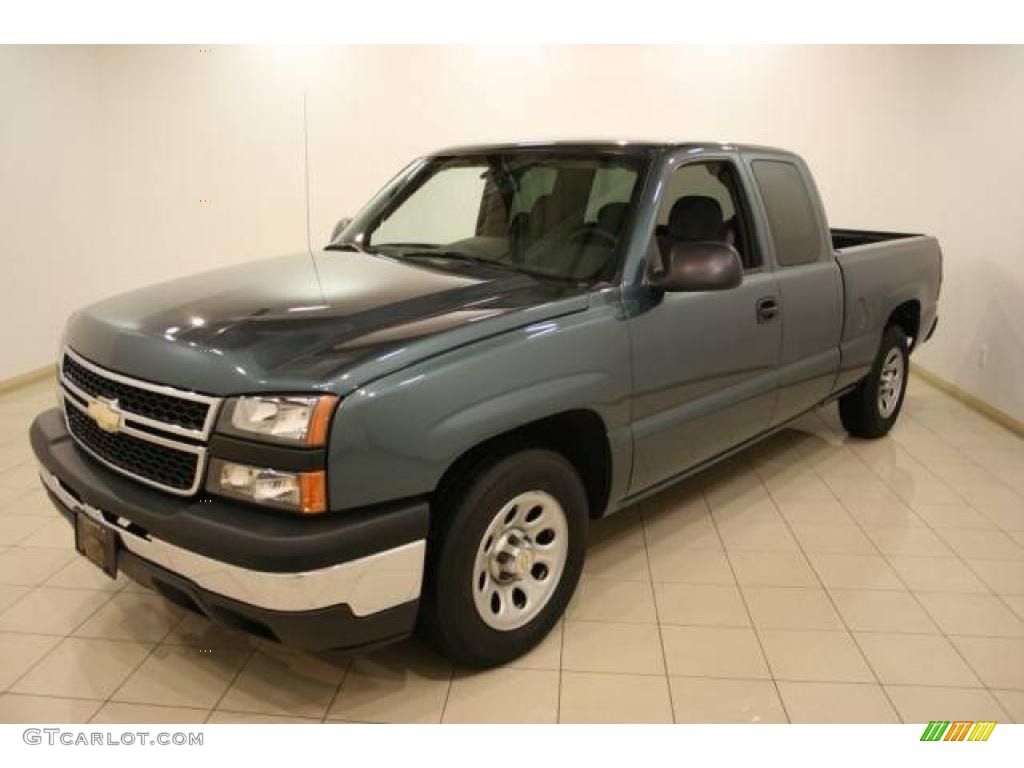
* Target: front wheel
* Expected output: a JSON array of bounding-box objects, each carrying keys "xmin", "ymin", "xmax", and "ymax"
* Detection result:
[
  {"xmin": 839, "ymin": 325, "xmax": 910, "ymax": 438},
  {"xmin": 419, "ymin": 449, "xmax": 587, "ymax": 667}
]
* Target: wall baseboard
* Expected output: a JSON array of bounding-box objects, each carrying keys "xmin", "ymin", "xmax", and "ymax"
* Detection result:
[
  {"xmin": 0, "ymin": 364, "xmax": 55, "ymax": 396},
  {"xmin": 912, "ymin": 363, "xmax": 1024, "ymax": 439}
]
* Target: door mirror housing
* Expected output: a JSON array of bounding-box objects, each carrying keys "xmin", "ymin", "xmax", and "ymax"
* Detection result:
[
  {"xmin": 648, "ymin": 241, "xmax": 744, "ymax": 292},
  {"xmin": 329, "ymin": 217, "xmax": 353, "ymax": 243}
]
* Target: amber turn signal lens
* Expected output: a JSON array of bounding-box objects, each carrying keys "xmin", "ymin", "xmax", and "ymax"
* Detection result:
[
  {"xmin": 299, "ymin": 470, "xmax": 327, "ymax": 514},
  {"xmin": 307, "ymin": 396, "xmax": 339, "ymax": 447}
]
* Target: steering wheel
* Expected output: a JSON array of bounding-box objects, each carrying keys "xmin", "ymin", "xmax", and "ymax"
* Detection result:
[{"xmin": 566, "ymin": 225, "xmax": 617, "ymax": 247}]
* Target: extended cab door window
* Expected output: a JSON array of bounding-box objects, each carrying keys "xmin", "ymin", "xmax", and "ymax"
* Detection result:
[
  {"xmin": 750, "ymin": 160, "xmax": 823, "ymax": 267},
  {"xmin": 748, "ymin": 157, "xmax": 842, "ymax": 425}
]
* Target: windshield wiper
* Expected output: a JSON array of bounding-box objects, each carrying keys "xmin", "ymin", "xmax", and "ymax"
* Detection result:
[
  {"xmin": 410, "ymin": 249, "xmax": 592, "ymax": 284},
  {"xmin": 397, "ymin": 249, "xmax": 514, "ymax": 270},
  {"xmin": 355, "ymin": 244, "xmax": 583, "ymax": 284}
]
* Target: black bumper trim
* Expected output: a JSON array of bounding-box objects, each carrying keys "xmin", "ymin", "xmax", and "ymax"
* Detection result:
[
  {"xmin": 121, "ymin": 547, "xmax": 418, "ymax": 652},
  {"xmin": 31, "ymin": 408, "xmax": 429, "ymax": 573}
]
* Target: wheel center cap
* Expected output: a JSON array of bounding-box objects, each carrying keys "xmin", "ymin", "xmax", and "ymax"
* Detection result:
[
  {"xmin": 492, "ymin": 529, "xmax": 534, "ymax": 582},
  {"xmin": 516, "ymin": 549, "xmax": 533, "ymax": 573}
]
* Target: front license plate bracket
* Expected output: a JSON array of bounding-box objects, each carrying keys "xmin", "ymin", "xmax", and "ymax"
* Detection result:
[{"xmin": 75, "ymin": 512, "xmax": 119, "ymax": 578}]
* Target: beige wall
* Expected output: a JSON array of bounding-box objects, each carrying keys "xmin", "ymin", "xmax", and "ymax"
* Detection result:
[
  {"xmin": 908, "ymin": 47, "xmax": 1024, "ymax": 424},
  {"xmin": 1, "ymin": 46, "xmax": 102, "ymax": 377},
  {"xmin": 1, "ymin": 45, "xmax": 1021, "ymax": 420}
]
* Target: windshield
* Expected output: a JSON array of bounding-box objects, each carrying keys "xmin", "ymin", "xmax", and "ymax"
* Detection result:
[{"xmin": 335, "ymin": 152, "xmax": 645, "ymax": 283}]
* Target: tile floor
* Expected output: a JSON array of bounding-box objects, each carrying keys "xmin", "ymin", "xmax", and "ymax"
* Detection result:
[{"xmin": 1, "ymin": 374, "xmax": 1023, "ymax": 724}]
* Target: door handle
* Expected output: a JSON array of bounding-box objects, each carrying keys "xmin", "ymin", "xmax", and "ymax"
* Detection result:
[{"xmin": 756, "ymin": 297, "xmax": 779, "ymax": 323}]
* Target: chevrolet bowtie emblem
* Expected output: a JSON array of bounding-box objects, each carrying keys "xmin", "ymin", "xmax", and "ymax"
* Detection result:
[{"xmin": 87, "ymin": 398, "xmax": 123, "ymax": 433}]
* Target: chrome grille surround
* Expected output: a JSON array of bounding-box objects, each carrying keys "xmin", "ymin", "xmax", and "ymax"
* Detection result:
[{"xmin": 58, "ymin": 347, "xmax": 221, "ymax": 496}]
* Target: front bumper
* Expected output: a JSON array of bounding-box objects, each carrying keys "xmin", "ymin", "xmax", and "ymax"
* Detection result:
[{"xmin": 31, "ymin": 408, "xmax": 429, "ymax": 651}]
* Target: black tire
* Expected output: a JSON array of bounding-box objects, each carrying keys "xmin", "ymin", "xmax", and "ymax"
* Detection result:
[
  {"xmin": 419, "ymin": 448, "xmax": 588, "ymax": 667},
  {"xmin": 839, "ymin": 325, "xmax": 910, "ymax": 439}
]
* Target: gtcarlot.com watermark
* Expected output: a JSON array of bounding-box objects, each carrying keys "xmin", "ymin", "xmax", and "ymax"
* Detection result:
[{"xmin": 23, "ymin": 728, "xmax": 203, "ymax": 747}]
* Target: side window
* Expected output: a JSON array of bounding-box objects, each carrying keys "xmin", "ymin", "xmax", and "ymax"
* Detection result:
[
  {"xmin": 751, "ymin": 160, "xmax": 822, "ymax": 266},
  {"xmin": 656, "ymin": 161, "xmax": 759, "ymax": 269}
]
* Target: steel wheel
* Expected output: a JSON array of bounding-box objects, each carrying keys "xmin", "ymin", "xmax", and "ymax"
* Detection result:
[
  {"xmin": 472, "ymin": 490, "xmax": 569, "ymax": 631},
  {"xmin": 877, "ymin": 346, "xmax": 905, "ymax": 418}
]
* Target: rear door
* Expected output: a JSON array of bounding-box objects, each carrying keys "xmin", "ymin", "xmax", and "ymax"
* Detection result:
[
  {"xmin": 627, "ymin": 153, "xmax": 782, "ymax": 492},
  {"xmin": 744, "ymin": 154, "xmax": 843, "ymax": 426}
]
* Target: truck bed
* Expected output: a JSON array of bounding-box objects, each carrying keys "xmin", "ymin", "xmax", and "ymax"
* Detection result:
[
  {"xmin": 831, "ymin": 228, "xmax": 920, "ymax": 250},
  {"xmin": 831, "ymin": 231, "xmax": 942, "ymax": 392}
]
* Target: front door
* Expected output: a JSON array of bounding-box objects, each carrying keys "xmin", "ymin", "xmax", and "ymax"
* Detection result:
[{"xmin": 628, "ymin": 156, "xmax": 782, "ymax": 492}]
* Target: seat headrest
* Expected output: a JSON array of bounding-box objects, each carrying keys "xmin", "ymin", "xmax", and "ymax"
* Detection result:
[
  {"xmin": 532, "ymin": 195, "xmax": 557, "ymax": 219},
  {"xmin": 668, "ymin": 195, "xmax": 724, "ymax": 241},
  {"xmin": 596, "ymin": 202, "xmax": 629, "ymax": 233},
  {"xmin": 528, "ymin": 194, "xmax": 560, "ymax": 237}
]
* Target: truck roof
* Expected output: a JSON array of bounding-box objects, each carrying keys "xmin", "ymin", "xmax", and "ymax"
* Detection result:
[{"xmin": 431, "ymin": 139, "xmax": 795, "ymax": 157}]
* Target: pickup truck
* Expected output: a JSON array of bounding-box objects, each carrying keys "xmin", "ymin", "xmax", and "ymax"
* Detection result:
[{"xmin": 30, "ymin": 141, "xmax": 942, "ymax": 666}]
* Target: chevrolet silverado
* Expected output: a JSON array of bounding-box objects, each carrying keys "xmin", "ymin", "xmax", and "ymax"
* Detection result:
[{"xmin": 30, "ymin": 141, "xmax": 942, "ymax": 666}]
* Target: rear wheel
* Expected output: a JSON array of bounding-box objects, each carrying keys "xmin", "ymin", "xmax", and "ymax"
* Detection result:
[
  {"xmin": 839, "ymin": 325, "xmax": 909, "ymax": 438},
  {"xmin": 420, "ymin": 449, "xmax": 587, "ymax": 667}
]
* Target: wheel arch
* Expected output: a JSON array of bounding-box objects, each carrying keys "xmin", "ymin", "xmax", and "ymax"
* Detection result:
[
  {"xmin": 887, "ymin": 299, "xmax": 921, "ymax": 349},
  {"xmin": 432, "ymin": 408, "xmax": 613, "ymax": 523}
]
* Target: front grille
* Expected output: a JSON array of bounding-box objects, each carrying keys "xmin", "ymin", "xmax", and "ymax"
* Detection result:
[
  {"xmin": 62, "ymin": 353, "xmax": 209, "ymax": 432},
  {"xmin": 58, "ymin": 348, "xmax": 220, "ymax": 496},
  {"xmin": 66, "ymin": 403, "xmax": 200, "ymax": 492}
]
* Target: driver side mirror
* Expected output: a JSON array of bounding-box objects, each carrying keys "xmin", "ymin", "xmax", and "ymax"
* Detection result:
[
  {"xmin": 329, "ymin": 217, "xmax": 353, "ymax": 243},
  {"xmin": 647, "ymin": 241, "xmax": 743, "ymax": 292}
]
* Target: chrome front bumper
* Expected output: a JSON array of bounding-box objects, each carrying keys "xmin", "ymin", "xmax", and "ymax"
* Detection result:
[{"xmin": 40, "ymin": 466, "xmax": 426, "ymax": 617}]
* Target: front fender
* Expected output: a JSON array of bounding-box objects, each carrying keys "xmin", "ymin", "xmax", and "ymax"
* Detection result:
[{"xmin": 326, "ymin": 299, "xmax": 632, "ymax": 511}]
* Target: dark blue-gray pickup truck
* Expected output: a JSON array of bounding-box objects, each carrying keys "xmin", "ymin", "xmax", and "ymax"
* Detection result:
[{"xmin": 30, "ymin": 141, "xmax": 941, "ymax": 666}]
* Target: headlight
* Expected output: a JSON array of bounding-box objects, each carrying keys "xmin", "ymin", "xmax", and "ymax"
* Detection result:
[
  {"xmin": 218, "ymin": 394, "xmax": 338, "ymax": 446},
  {"xmin": 207, "ymin": 459, "xmax": 326, "ymax": 514}
]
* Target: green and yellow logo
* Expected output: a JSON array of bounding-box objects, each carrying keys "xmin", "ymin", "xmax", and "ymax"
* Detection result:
[{"xmin": 920, "ymin": 721, "xmax": 997, "ymax": 741}]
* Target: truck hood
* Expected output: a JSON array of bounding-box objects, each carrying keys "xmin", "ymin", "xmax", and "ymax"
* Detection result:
[{"xmin": 65, "ymin": 251, "xmax": 589, "ymax": 395}]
